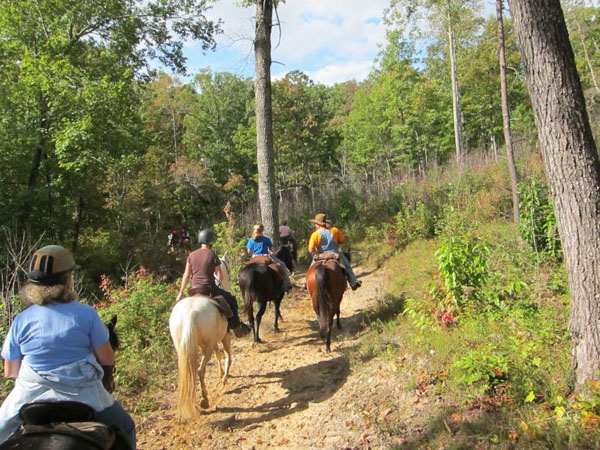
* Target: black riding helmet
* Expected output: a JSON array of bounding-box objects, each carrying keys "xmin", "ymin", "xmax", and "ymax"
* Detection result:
[{"xmin": 198, "ymin": 229, "xmax": 217, "ymax": 246}]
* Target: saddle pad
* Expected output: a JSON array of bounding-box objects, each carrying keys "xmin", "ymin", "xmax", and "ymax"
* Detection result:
[
  {"xmin": 207, "ymin": 295, "xmax": 233, "ymax": 319},
  {"xmin": 0, "ymin": 422, "xmax": 115, "ymax": 450},
  {"xmin": 242, "ymin": 255, "xmax": 284, "ymax": 280},
  {"xmin": 187, "ymin": 290, "xmax": 233, "ymax": 319},
  {"xmin": 248, "ymin": 255, "xmax": 271, "ymax": 265},
  {"xmin": 314, "ymin": 252, "xmax": 340, "ymax": 262}
]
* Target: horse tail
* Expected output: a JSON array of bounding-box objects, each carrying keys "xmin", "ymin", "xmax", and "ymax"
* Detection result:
[
  {"xmin": 174, "ymin": 307, "xmax": 199, "ymax": 420},
  {"xmin": 240, "ymin": 269, "xmax": 255, "ymax": 318},
  {"xmin": 315, "ymin": 263, "xmax": 331, "ymax": 339}
]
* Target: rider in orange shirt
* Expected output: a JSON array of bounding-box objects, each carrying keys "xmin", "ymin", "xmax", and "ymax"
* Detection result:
[{"xmin": 307, "ymin": 213, "xmax": 361, "ymax": 290}]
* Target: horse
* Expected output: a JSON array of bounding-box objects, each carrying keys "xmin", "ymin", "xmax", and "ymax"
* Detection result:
[
  {"xmin": 280, "ymin": 236, "xmax": 297, "ymax": 271},
  {"xmin": 0, "ymin": 316, "xmax": 129, "ymax": 450},
  {"xmin": 168, "ymin": 255, "xmax": 233, "ymax": 419},
  {"xmin": 238, "ymin": 246, "xmax": 294, "ymax": 343},
  {"xmin": 306, "ymin": 255, "xmax": 347, "ymax": 352}
]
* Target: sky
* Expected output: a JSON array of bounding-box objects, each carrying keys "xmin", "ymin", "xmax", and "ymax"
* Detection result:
[{"xmin": 183, "ymin": 0, "xmax": 391, "ymax": 85}]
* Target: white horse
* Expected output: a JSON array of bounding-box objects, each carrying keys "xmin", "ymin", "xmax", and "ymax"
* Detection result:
[{"xmin": 169, "ymin": 255, "xmax": 232, "ymax": 420}]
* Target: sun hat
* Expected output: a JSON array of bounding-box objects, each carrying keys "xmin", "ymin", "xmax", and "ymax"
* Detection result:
[
  {"xmin": 310, "ymin": 213, "xmax": 327, "ymax": 226},
  {"xmin": 29, "ymin": 245, "xmax": 78, "ymax": 285}
]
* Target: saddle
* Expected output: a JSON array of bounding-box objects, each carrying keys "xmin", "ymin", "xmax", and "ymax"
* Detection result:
[
  {"xmin": 313, "ymin": 252, "xmax": 341, "ymax": 262},
  {"xmin": 188, "ymin": 289, "xmax": 233, "ymax": 319},
  {"xmin": 0, "ymin": 401, "xmax": 128, "ymax": 450},
  {"xmin": 242, "ymin": 255, "xmax": 285, "ymax": 280}
]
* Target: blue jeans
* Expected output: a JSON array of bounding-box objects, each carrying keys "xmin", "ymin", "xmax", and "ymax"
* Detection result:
[{"xmin": 94, "ymin": 401, "xmax": 136, "ymax": 450}]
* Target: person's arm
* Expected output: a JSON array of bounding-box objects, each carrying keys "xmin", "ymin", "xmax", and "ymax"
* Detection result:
[
  {"xmin": 94, "ymin": 341, "xmax": 116, "ymax": 392},
  {"xmin": 308, "ymin": 231, "xmax": 320, "ymax": 254},
  {"xmin": 93, "ymin": 341, "xmax": 115, "ymax": 366},
  {"xmin": 176, "ymin": 260, "xmax": 192, "ymax": 302},
  {"xmin": 214, "ymin": 265, "xmax": 223, "ymax": 282},
  {"xmin": 3, "ymin": 359, "xmax": 21, "ymax": 378}
]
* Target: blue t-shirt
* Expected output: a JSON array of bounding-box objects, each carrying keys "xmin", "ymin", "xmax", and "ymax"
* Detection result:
[
  {"xmin": 246, "ymin": 235, "xmax": 273, "ymax": 256},
  {"xmin": 1, "ymin": 302, "xmax": 109, "ymax": 371}
]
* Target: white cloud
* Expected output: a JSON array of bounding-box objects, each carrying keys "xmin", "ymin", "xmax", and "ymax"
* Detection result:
[
  {"xmin": 190, "ymin": 0, "xmax": 390, "ymax": 83},
  {"xmin": 301, "ymin": 60, "xmax": 374, "ymax": 85}
]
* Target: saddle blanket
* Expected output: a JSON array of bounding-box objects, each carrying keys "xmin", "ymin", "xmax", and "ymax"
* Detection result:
[
  {"xmin": 187, "ymin": 290, "xmax": 233, "ymax": 319},
  {"xmin": 242, "ymin": 256, "xmax": 285, "ymax": 280}
]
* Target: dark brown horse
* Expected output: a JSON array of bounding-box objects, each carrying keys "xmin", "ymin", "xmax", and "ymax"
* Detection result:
[
  {"xmin": 306, "ymin": 256, "xmax": 347, "ymax": 352},
  {"xmin": 239, "ymin": 246, "xmax": 293, "ymax": 343}
]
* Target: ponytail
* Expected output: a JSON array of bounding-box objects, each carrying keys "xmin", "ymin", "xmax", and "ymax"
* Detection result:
[{"xmin": 252, "ymin": 223, "xmax": 264, "ymax": 240}]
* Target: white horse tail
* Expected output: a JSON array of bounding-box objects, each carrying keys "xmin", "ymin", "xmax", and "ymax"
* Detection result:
[{"xmin": 175, "ymin": 309, "xmax": 199, "ymax": 420}]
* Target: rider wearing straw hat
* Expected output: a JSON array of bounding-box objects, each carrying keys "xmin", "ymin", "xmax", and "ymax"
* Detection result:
[{"xmin": 308, "ymin": 213, "xmax": 362, "ymax": 290}]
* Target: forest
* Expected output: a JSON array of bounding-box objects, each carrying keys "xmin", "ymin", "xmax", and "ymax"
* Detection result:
[{"xmin": 2, "ymin": 0, "xmax": 600, "ymax": 448}]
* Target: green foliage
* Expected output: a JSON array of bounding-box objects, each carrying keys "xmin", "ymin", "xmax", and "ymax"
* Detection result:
[
  {"xmin": 96, "ymin": 269, "xmax": 176, "ymax": 402},
  {"xmin": 434, "ymin": 210, "xmax": 490, "ymax": 309},
  {"xmin": 518, "ymin": 178, "xmax": 562, "ymax": 262}
]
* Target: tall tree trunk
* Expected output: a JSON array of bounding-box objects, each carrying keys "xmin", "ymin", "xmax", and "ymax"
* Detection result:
[
  {"xmin": 254, "ymin": 0, "xmax": 279, "ymax": 243},
  {"xmin": 448, "ymin": 9, "xmax": 464, "ymax": 170},
  {"xmin": 72, "ymin": 195, "xmax": 84, "ymax": 251},
  {"xmin": 508, "ymin": 0, "xmax": 600, "ymax": 391},
  {"xmin": 497, "ymin": 0, "xmax": 520, "ymax": 223}
]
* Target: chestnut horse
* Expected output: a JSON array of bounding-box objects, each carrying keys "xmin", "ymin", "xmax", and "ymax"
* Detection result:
[{"xmin": 306, "ymin": 257, "xmax": 347, "ymax": 352}]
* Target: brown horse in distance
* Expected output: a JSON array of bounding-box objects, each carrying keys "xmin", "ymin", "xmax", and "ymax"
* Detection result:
[{"xmin": 306, "ymin": 257, "xmax": 347, "ymax": 352}]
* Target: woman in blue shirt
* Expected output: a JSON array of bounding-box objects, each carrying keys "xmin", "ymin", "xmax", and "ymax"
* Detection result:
[
  {"xmin": 0, "ymin": 245, "xmax": 135, "ymax": 448},
  {"xmin": 246, "ymin": 224, "xmax": 292, "ymax": 291}
]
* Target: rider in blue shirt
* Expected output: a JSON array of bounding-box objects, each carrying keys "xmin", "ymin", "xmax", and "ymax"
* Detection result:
[
  {"xmin": 246, "ymin": 224, "xmax": 292, "ymax": 291},
  {"xmin": 0, "ymin": 245, "xmax": 135, "ymax": 448}
]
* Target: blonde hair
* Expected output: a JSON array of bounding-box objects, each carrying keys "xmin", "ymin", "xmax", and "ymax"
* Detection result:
[
  {"xmin": 252, "ymin": 223, "xmax": 265, "ymax": 240},
  {"xmin": 20, "ymin": 272, "xmax": 78, "ymax": 306}
]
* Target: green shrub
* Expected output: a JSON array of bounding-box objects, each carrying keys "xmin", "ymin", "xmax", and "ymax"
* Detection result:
[{"xmin": 518, "ymin": 178, "xmax": 562, "ymax": 262}]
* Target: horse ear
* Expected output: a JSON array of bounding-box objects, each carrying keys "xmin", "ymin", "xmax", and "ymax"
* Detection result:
[
  {"xmin": 221, "ymin": 252, "xmax": 228, "ymax": 262},
  {"xmin": 110, "ymin": 315, "xmax": 117, "ymax": 326}
]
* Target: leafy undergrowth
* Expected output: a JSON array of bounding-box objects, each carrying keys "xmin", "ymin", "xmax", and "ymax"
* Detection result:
[{"xmin": 347, "ymin": 220, "xmax": 600, "ymax": 449}]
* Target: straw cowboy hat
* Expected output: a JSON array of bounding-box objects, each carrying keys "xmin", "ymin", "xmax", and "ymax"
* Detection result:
[{"xmin": 310, "ymin": 213, "xmax": 327, "ymax": 226}]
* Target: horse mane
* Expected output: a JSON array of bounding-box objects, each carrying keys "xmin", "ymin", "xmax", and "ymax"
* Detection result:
[{"xmin": 105, "ymin": 315, "xmax": 120, "ymax": 351}]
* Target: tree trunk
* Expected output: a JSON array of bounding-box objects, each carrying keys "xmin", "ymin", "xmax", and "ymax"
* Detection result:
[
  {"xmin": 254, "ymin": 0, "xmax": 279, "ymax": 243},
  {"xmin": 497, "ymin": 0, "xmax": 520, "ymax": 224},
  {"xmin": 448, "ymin": 9, "xmax": 464, "ymax": 170},
  {"xmin": 508, "ymin": 0, "xmax": 600, "ymax": 391}
]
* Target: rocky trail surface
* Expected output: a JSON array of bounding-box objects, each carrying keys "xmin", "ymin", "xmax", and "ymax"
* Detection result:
[{"xmin": 134, "ymin": 262, "xmax": 403, "ymax": 450}]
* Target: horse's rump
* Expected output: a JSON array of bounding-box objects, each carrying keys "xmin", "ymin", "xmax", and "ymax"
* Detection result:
[
  {"xmin": 242, "ymin": 255, "xmax": 285, "ymax": 280},
  {"xmin": 187, "ymin": 288, "xmax": 233, "ymax": 319}
]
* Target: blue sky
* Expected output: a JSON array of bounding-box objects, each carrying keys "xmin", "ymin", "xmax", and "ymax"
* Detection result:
[{"xmin": 183, "ymin": 0, "xmax": 391, "ymax": 85}]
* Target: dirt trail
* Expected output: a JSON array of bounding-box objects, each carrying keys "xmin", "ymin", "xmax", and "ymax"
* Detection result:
[{"xmin": 137, "ymin": 263, "xmax": 391, "ymax": 450}]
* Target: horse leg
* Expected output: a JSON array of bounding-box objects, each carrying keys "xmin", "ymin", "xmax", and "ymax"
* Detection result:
[
  {"xmin": 336, "ymin": 312, "xmax": 342, "ymax": 330},
  {"xmin": 198, "ymin": 347, "xmax": 212, "ymax": 409},
  {"xmin": 273, "ymin": 295, "xmax": 284, "ymax": 332},
  {"xmin": 220, "ymin": 332, "xmax": 232, "ymax": 384},
  {"xmin": 325, "ymin": 314, "xmax": 334, "ymax": 353},
  {"xmin": 254, "ymin": 301, "xmax": 267, "ymax": 343}
]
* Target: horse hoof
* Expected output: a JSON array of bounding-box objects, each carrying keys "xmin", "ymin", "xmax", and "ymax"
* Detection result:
[
  {"xmin": 273, "ymin": 328, "xmax": 280, "ymax": 333},
  {"xmin": 200, "ymin": 399, "xmax": 209, "ymax": 409}
]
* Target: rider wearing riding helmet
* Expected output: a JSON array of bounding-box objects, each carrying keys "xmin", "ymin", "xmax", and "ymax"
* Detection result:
[
  {"xmin": 246, "ymin": 224, "xmax": 293, "ymax": 291},
  {"xmin": 0, "ymin": 245, "xmax": 136, "ymax": 448},
  {"xmin": 176, "ymin": 229, "xmax": 249, "ymax": 337},
  {"xmin": 308, "ymin": 213, "xmax": 362, "ymax": 290}
]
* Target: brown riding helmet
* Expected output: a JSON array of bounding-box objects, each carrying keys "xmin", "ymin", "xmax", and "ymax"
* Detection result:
[{"xmin": 29, "ymin": 245, "xmax": 78, "ymax": 285}]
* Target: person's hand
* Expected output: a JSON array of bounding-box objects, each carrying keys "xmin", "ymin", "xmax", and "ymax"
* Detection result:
[{"xmin": 175, "ymin": 293, "xmax": 183, "ymax": 303}]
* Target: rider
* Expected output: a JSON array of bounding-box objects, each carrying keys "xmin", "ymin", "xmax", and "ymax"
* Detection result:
[
  {"xmin": 279, "ymin": 220, "xmax": 297, "ymax": 263},
  {"xmin": 175, "ymin": 229, "xmax": 250, "ymax": 337},
  {"xmin": 246, "ymin": 223, "xmax": 293, "ymax": 291},
  {"xmin": 307, "ymin": 213, "xmax": 362, "ymax": 290},
  {"xmin": 0, "ymin": 245, "xmax": 136, "ymax": 448}
]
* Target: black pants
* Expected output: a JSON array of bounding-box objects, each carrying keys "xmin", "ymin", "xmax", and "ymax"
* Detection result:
[{"xmin": 189, "ymin": 285, "xmax": 241, "ymax": 329}]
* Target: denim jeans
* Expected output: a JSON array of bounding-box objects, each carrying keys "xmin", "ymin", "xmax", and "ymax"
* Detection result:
[{"xmin": 94, "ymin": 401, "xmax": 136, "ymax": 450}]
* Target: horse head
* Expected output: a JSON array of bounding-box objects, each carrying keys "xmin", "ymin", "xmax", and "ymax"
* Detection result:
[
  {"xmin": 105, "ymin": 315, "xmax": 120, "ymax": 351},
  {"xmin": 274, "ymin": 246, "xmax": 294, "ymax": 272},
  {"xmin": 217, "ymin": 254, "xmax": 232, "ymax": 291}
]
